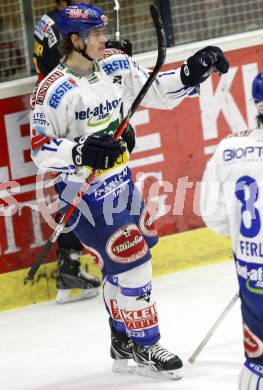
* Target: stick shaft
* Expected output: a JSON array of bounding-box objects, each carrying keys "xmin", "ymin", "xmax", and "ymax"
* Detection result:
[
  {"xmin": 188, "ymin": 293, "xmax": 239, "ymax": 364},
  {"xmin": 113, "ymin": 0, "xmax": 120, "ymax": 41}
]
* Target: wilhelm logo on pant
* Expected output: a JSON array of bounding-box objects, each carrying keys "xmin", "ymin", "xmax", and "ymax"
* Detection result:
[
  {"xmin": 106, "ymin": 224, "xmax": 148, "ymax": 263},
  {"xmin": 121, "ymin": 303, "xmax": 158, "ymax": 330}
]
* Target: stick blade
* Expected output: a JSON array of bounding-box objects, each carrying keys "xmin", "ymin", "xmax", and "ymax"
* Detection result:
[{"xmin": 24, "ymin": 239, "xmax": 53, "ymax": 283}]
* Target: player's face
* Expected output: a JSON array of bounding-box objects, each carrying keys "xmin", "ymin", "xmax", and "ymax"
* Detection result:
[{"xmin": 86, "ymin": 28, "xmax": 108, "ymax": 59}]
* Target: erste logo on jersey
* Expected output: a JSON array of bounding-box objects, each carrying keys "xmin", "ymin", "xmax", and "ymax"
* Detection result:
[
  {"xmin": 102, "ymin": 58, "xmax": 129, "ymax": 75},
  {"xmin": 106, "ymin": 224, "xmax": 148, "ymax": 263},
  {"xmin": 49, "ymin": 78, "xmax": 77, "ymax": 109},
  {"xmin": 75, "ymin": 98, "xmax": 121, "ymax": 127}
]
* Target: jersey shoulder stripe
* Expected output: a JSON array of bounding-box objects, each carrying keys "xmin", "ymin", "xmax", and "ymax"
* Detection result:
[
  {"xmin": 102, "ymin": 48, "xmax": 125, "ymax": 59},
  {"xmin": 36, "ymin": 70, "xmax": 64, "ymax": 105},
  {"xmin": 226, "ymin": 129, "xmax": 253, "ymax": 138},
  {"xmin": 35, "ymin": 69, "xmax": 78, "ymax": 108}
]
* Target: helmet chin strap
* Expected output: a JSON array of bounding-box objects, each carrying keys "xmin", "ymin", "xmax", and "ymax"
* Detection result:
[
  {"xmin": 74, "ymin": 47, "xmax": 94, "ymax": 61},
  {"xmin": 74, "ymin": 35, "xmax": 94, "ymax": 62}
]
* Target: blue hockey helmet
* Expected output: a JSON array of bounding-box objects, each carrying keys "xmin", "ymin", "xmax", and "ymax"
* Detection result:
[
  {"xmin": 252, "ymin": 72, "xmax": 263, "ymax": 103},
  {"xmin": 59, "ymin": 3, "xmax": 108, "ymax": 36}
]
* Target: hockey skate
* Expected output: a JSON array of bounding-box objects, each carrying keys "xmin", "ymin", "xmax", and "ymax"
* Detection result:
[
  {"xmin": 109, "ymin": 318, "xmax": 137, "ymax": 374},
  {"xmin": 132, "ymin": 342, "xmax": 183, "ymax": 380},
  {"xmin": 56, "ymin": 248, "xmax": 101, "ymax": 304}
]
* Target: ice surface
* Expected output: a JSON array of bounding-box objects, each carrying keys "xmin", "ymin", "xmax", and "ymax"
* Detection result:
[{"xmin": 0, "ymin": 260, "xmax": 243, "ymax": 390}]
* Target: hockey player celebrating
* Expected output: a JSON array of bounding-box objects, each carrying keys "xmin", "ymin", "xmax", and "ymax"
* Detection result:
[
  {"xmin": 30, "ymin": 2, "xmax": 229, "ymax": 378},
  {"xmin": 33, "ymin": 0, "xmax": 101, "ymax": 304},
  {"xmin": 33, "ymin": 0, "xmax": 135, "ymax": 304},
  {"xmin": 200, "ymin": 72, "xmax": 263, "ymax": 389}
]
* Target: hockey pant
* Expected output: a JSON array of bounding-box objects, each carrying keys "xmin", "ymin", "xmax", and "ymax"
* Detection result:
[
  {"xmin": 239, "ymin": 314, "xmax": 263, "ymax": 389},
  {"xmin": 239, "ymin": 363, "xmax": 263, "ymax": 390},
  {"xmin": 103, "ymin": 261, "xmax": 160, "ymax": 346},
  {"xmin": 56, "ymin": 168, "xmax": 159, "ymax": 276}
]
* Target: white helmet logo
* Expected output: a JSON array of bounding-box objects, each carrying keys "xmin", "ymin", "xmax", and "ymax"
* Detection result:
[{"xmin": 101, "ymin": 15, "xmax": 108, "ymax": 26}]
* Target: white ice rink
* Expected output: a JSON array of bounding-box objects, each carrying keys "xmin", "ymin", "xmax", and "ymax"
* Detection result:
[{"xmin": 1, "ymin": 260, "xmax": 244, "ymax": 390}]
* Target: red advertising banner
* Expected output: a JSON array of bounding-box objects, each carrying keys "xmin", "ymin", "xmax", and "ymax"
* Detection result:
[{"xmin": 0, "ymin": 45, "xmax": 263, "ymax": 273}]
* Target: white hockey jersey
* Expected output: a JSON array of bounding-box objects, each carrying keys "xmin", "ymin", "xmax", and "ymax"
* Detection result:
[
  {"xmin": 200, "ymin": 129, "xmax": 263, "ymax": 369},
  {"xmin": 200, "ymin": 128, "xmax": 263, "ymax": 262},
  {"xmin": 30, "ymin": 49, "xmax": 195, "ymax": 182}
]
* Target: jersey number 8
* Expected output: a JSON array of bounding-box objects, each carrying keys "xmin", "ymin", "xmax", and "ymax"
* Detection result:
[{"xmin": 235, "ymin": 175, "xmax": 261, "ymax": 238}]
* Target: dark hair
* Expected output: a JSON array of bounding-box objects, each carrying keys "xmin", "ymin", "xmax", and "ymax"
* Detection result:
[
  {"xmin": 56, "ymin": 0, "xmax": 72, "ymax": 4},
  {"xmin": 257, "ymin": 115, "xmax": 263, "ymax": 127},
  {"xmin": 58, "ymin": 33, "xmax": 75, "ymax": 57}
]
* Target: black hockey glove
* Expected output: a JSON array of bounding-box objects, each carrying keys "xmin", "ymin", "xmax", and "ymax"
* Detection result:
[
  {"xmin": 121, "ymin": 124, "xmax": 136, "ymax": 153},
  {"xmin": 106, "ymin": 39, "xmax": 133, "ymax": 56},
  {"xmin": 180, "ymin": 46, "xmax": 229, "ymax": 87},
  {"xmin": 72, "ymin": 134, "xmax": 126, "ymax": 170}
]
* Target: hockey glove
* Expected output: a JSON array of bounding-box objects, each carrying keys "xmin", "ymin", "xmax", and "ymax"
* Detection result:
[
  {"xmin": 72, "ymin": 134, "xmax": 126, "ymax": 170},
  {"xmin": 106, "ymin": 39, "xmax": 133, "ymax": 56},
  {"xmin": 121, "ymin": 124, "xmax": 136, "ymax": 153},
  {"xmin": 180, "ymin": 46, "xmax": 229, "ymax": 87}
]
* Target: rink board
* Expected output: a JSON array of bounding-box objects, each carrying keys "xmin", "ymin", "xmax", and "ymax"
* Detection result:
[{"xmin": 0, "ymin": 227, "xmax": 231, "ymax": 311}]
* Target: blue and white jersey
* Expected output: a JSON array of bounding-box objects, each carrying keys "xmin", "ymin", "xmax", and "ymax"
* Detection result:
[
  {"xmin": 30, "ymin": 48, "xmax": 196, "ymax": 183},
  {"xmin": 30, "ymin": 48, "xmax": 196, "ymax": 277},
  {"xmin": 200, "ymin": 129, "xmax": 263, "ymax": 372}
]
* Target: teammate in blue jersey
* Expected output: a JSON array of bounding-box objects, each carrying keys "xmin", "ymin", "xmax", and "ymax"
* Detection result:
[
  {"xmin": 200, "ymin": 72, "xmax": 263, "ymax": 389},
  {"xmin": 30, "ymin": 2, "xmax": 229, "ymax": 378}
]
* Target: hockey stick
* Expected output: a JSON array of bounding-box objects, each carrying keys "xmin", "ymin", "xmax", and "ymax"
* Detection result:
[
  {"xmin": 24, "ymin": 4, "xmax": 166, "ymax": 283},
  {"xmin": 113, "ymin": 0, "xmax": 120, "ymax": 41},
  {"xmin": 188, "ymin": 292, "xmax": 239, "ymax": 364}
]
